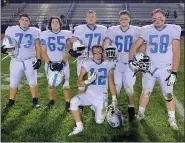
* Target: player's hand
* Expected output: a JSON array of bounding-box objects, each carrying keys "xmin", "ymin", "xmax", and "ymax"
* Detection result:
[
  {"xmin": 112, "ymin": 95, "xmax": 117, "ymax": 109},
  {"xmin": 33, "ymin": 59, "xmax": 41, "ymax": 70},
  {"xmin": 129, "ymin": 60, "xmax": 139, "ymax": 71},
  {"xmin": 56, "ymin": 60, "xmax": 66, "ymax": 72},
  {"xmin": 165, "ymin": 72, "xmax": 177, "ymax": 86},
  {"xmin": 84, "ymin": 72, "xmax": 97, "ymax": 85},
  {"xmin": 48, "ymin": 61, "xmax": 58, "ymax": 71},
  {"xmin": 69, "ymin": 49, "xmax": 82, "ymax": 58}
]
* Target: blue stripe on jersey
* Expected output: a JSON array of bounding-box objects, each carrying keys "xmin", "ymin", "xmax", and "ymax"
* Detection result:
[
  {"xmin": 52, "ymin": 73, "xmax": 58, "ymax": 87},
  {"xmin": 6, "ymin": 36, "xmax": 13, "ymax": 44},
  {"xmin": 22, "ymin": 61, "xmax": 26, "ymax": 71}
]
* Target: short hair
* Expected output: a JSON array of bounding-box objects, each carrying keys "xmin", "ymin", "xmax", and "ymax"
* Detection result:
[
  {"xmin": 86, "ymin": 10, "xmax": 96, "ymax": 16},
  {"xmin": 92, "ymin": 44, "xmax": 104, "ymax": 53},
  {"xmin": 151, "ymin": 8, "xmax": 165, "ymax": 16},
  {"xmin": 48, "ymin": 16, "xmax": 63, "ymax": 30},
  {"xmin": 19, "ymin": 14, "xmax": 31, "ymax": 21},
  {"xmin": 119, "ymin": 10, "xmax": 131, "ymax": 18}
]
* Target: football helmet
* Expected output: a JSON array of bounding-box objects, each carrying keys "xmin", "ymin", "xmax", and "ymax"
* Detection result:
[
  {"xmin": 134, "ymin": 52, "xmax": 151, "ymax": 73},
  {"xmin": 104, "ymin": 44, "xmax": 118, "ymax": 59},
  {"xmin": 48, "ymin": 71, "xmax": 65, "ymax": 87},
  {"xmin": 72, "ymin": 41, "xmax": 88, "ymax": 62},
  {"xmin": 1, "ymin": 37, "xmax": 17, "ymax": 55},
  {"xmin": 106, "ymin": 104, "xmax": 124, "ymax": 128}
]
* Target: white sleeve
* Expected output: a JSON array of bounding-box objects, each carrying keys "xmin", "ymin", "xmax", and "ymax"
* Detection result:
[
  {"xmin": 5, "ymin": 26, "xmax": 13, "ymax": 37},
  {"xmin": 73, "ymin": 26, "xmax": 83, "ymax": 40},
  {"xmin": 101, "ymin": 26, "xmax": 107, "ymax": 41},
  {"xmin": 171, "ymin": 25, "xmax": 181, "ymax": 40}
]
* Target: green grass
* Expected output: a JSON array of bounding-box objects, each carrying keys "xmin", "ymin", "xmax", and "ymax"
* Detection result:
[{"xmin": 1, "ymin": 44, "xmax": 184, "ymax": 142}]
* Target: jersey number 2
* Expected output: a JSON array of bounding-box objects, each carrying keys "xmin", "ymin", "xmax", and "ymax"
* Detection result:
[{"xmin": 90, "ymin": 68, "xmax": 107, "ymax": 85}]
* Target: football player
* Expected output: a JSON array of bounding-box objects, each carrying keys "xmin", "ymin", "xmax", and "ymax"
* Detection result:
[
  {"xmin": 69, "ymin": 10, "xmax": 107, "ymax": 93},
  {"xmin": 103, "ymin": 10, "xmax": 142, "ymax": 123},
  {"xmin": 68, "ymin": 45, "xmax": 117, "ymax": 136},
  {"xmin": 2, "ymin": 14, "xmax": 41, "ymax": 108},
  {"xmin": 129, "ymin": 9, "xmax": 181, "ymax": 130},
  {"xmin": 40, "ymin": 16, "xmax": 72, "ymax": 110}
]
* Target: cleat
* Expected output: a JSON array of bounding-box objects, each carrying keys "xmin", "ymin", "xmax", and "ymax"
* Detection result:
[
  {"xmin": 68, "ymin": 126, "xmax": 84, "ymax": 136},
  {"xmin": 45, "ymin": 100, "xmax": 54, "ymax": 109},
  {"xmin": 136, "ymin": 112, "xmax": 145, "ymax": 121},
  {"xmin": 168, "ymin": 117, "xmax": 178, "ymax": 130},
  {"xmin": 32, "ymin": 97, "xmax": 40, "ymax": 108},
  {"xmin": 128, "ymin": 107, "xmax": 137, "ymax": 123},
  {"xmin": 3, "ymin": 99, "xmax": 15, "ymax": 111}
]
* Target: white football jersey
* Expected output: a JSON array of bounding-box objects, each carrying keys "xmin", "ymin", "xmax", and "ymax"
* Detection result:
[
  {"xmin": 82, "ymin": 59, "xmax": 114, "ymax": 97},
  {"xmin": 5, "ymin": 25, "xmax": 40, "ymax": 60},
  {"xmin": 73, "ymin": 24, "xmax": 107, "ymax": 55},
  {"xmin": 40, "ymin": 30, "xmax": 72, "ymax": 62},
  {"xmin": 140, "ymin": 24, "xmax": 181, "ymax": 68},
  {"xmin": 106, "ymin": 25, "xmax": 141, "ymax": 63}
]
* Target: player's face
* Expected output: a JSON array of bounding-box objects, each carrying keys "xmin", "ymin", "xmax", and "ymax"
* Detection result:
[
  {"xmin": 93, "ymin": 48, "xmax": 103, "ymax": 61},
  {"xmin": 119, "ymin": 14, "xmax": 130, "ymax": 27},
  {"xmin": 51, "ymin": 19, "xmax": 60, "ymax": 32},
  {"xmin": 86, "ymin": 13, "xmax": 96, "ymax": 25},
  {"xmin": 152, "ymin": 12, "xmax": 165, "ymax": 28},
  {"xmin": 19, "ymin": 16, "xmax": 30, "ymax": 28}
]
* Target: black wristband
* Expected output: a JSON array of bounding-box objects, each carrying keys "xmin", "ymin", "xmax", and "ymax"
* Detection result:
[{"xmin": 171, "ymin": 71, "xmax": 177, "ymax": 75}]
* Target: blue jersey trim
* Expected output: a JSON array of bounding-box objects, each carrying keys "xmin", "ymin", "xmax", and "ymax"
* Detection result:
[
  {"xmin": 154, "ymin": 24, "xmax": 167, "ymax": 32},
  {"xmin": 91, "ymin": 58, "xmax": 104, "ymax": 65}
]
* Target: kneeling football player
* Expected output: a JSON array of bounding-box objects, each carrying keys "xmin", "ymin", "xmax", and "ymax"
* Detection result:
[{"xmin": 68, "ymin": 44, "xmax": 117, "ymax": 136}]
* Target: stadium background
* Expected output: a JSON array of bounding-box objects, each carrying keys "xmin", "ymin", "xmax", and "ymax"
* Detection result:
[{"xmin": 1, "ymin": 0, "xmax": 184, "ymax": 142}]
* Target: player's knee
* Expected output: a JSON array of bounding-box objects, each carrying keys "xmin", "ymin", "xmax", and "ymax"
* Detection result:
[
  {"xmin": 78, "ymin": 86, "xmax": 85, "ymax": 92},
  {"xmin": 163, "ymin": 92, "xmax": 173, "ymax": 102},
  {"xmin": 96, "ymin": 119, "xmax": 104, "ymax": 124},
  {"xmin": 70, "ymin": 96, "xmax": 80, "ymax": 110},
  {"xmin": 141, "ymin": 89, "xmax": 152, "ymax": 97},
  {"xmin": 125, "ymin": 85, "xmax": 134, "ymax": 96},
  {"xmin": 63, "ymin": 80, "xmax": 70, "ymax": 89},
  {"xmin": 28, "ymin": 79, "xmax": 37, "ymax": 87},
  {"xmin": 10, "ymin": 81, "xmax": 19, "ymax": 88}
]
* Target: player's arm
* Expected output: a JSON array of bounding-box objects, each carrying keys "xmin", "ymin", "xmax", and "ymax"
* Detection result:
[
  {"xmin": 108, "ymin": 68, "xmax": 117, "ymax": 108},
  {"xmin": 172, "ymin": 39, "xmax": 180, "ymax": 72},
  {"xmin": 32, "ymin": 39, "xmax": 42, "ymax": 69},
  {"xmin": 77, "ymin": 67, "xmax": 88, "ymax": 87},
  {"xmin": 70, "ymin": 36, "xmax": 78, "ymax": 44},
  {"xmin": 41, "ymin": 45, "xmax": 50, "ymax": 63},
  {"xmin": 35, "ymin": 39, "xmax": 41, "ymax": 59},
  {"xmin": 103, "ymin": 38, "xmax": 111, "ymax": 49},
  {"xmin": 138, "ymin": 43, "xmax": 146, "ymax": 53},
  {"xmin": 129, "ymin": 38, "xmax": 145, "ymax": 61},
  {"xmin": 62, "ymin": 42, "xmax": 72, "ymax": 63}
]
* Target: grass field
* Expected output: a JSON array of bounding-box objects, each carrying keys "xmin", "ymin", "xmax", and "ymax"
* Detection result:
[{"xmin": 1, "ymin": 44, "xmax": 184, "ymax": 142}]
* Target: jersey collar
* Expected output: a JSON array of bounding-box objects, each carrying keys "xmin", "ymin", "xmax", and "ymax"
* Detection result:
[
  {"xmin": 153, "ymin": 24, "xmax": 167, "ymax": 32},
  {"xmin": 91, "ymin": 58, "xmax": 104, "ymax": 65},
  {"xmin": 120, "ymin": 25, "xmax": 130, "ymax": 33},
  {"xmin": 86, "ymin": 24, "xmax": 97, "ymax": 31},
  {"xmin": 19, "ymin": 26, "xmax": 29, "ymax": 31}
]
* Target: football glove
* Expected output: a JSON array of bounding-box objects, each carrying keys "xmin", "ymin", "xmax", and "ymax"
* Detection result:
[
  {"xmin": 129, "ymin": 60, "xmax": 139, "ymax": 71},
  {"xmin": 165, "ymin": 72, "xmax": 177, "ymax": 86},
  {"xmin": 33, "ymin": 59, "xmax": 42, "ymax": 70},
  {"xmin": 56, "ymin": 60, "xmax": 66, "ymax": 72},
  {"xmin": 84, "ymin": 72, "xmax": 97, "ymax": 85},
  {"xmin": 112, "ymin": 95, "xmax": 117, "ymax": 110},
  {"xmin": 48, "ymin": 61, "xmax": 58, "ymax": 71}
]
